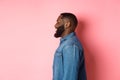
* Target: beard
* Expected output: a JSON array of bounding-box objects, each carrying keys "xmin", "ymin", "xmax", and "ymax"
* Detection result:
[{"xmin": 54, "ymin": 25, "xmax": 65, "ymax": 38}]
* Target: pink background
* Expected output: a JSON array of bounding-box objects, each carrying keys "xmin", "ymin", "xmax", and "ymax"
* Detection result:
[{"xmin": 0, "ymin": 0, "xmax": 120, "ymax": 80}]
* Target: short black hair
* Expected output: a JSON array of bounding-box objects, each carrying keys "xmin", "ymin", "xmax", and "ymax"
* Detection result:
[{"xmin": 60, "ymin": 12, "xmax": 78, "ymax": 27}]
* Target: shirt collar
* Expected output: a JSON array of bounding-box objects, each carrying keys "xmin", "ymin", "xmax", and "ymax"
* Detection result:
[{"xmin": 60, "ymin": 32, "xmax": 75, "ymax": 43}]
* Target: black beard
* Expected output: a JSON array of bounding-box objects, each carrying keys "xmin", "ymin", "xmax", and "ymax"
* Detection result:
[{"xmin": 54, "ymin": 25, "xmax": 65, "ymax": 38}]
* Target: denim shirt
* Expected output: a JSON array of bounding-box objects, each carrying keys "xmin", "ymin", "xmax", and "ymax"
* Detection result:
[{"xmin": 53, "ymin": 32, "xmax": 87, "ymax": 80}]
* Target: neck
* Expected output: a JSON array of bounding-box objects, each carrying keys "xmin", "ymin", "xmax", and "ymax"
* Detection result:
[{"xmin": 61, "ymin": 30, "xmax": 73, "ymax": 38}]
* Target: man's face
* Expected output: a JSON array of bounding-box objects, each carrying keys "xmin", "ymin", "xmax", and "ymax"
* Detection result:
[{"xmin": 54, "ymin": 15, "xmax": 65, "ymax": 38}]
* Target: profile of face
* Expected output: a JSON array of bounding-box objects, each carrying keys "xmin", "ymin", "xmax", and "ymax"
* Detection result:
[{"xmin": 54, "ymin": 15, "xmax": 65, "ymax": 38}]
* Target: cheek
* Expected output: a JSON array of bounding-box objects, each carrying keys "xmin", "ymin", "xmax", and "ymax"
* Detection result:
[{"xmin": 55, "ymin": 21, "xmax": 64, "ymax": 28}]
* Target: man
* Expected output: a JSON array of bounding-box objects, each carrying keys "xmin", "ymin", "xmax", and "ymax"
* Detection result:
[{"xmin": 53, "ymin": 12, "xmax": 87, "ymax": 80}]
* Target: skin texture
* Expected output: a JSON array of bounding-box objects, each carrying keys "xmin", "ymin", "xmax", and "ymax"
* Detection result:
[{"xmin": 54, "ymin": 15, "xmax": 74, "ymax": 38}]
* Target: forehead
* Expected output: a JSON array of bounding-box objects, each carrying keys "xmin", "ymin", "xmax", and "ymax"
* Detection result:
[
  {"xmin": 57, "ymin": 15, "xmax": 63, "ymax": 21},
  {"xmin": 57, "ymin": 15, "xmax": 70, "ymax": 23}
]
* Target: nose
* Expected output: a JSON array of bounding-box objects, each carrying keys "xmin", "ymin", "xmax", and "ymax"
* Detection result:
[{"xmin": 54, "ymin": 24, "xmax": 57, "ymax": 29}]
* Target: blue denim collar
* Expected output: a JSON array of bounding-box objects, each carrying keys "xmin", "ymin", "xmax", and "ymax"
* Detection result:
[{"xmin": 60, "ymin": 32, "xmax": 75, "ymax": 44}]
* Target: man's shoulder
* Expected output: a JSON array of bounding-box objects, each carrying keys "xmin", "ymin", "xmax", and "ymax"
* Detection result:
[
  {"xmin": 66, "ymin": 36, "xmax": 79, "ymax": 44},
  {"xmin": 65, "ymin": 36, "xmax": 83, "ymax": 49}
]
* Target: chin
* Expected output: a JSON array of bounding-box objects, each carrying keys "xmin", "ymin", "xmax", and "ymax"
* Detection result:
[{"xmin": 54, "ymin": 33, "xmax": 61, "ymax": 38}]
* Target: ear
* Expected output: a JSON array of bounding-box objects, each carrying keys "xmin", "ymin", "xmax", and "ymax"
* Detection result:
[{"xmin": 64, "ymin": 21, "xmax": 71, "ymax": 29}]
